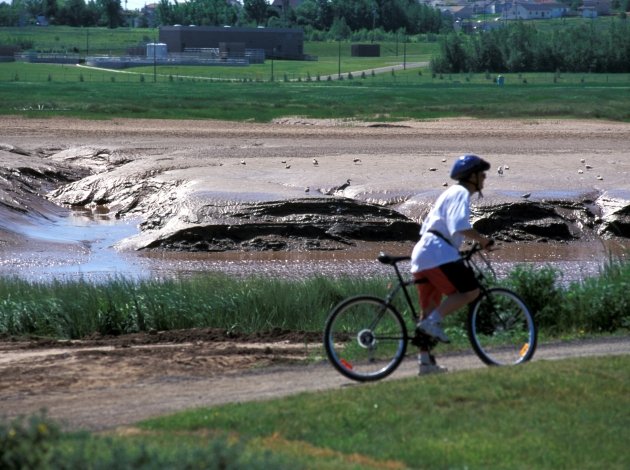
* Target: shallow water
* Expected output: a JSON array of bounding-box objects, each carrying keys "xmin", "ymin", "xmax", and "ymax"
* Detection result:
[{"xmin": 1, "ymin": 212, "xmax": 628, "ymax": 284}]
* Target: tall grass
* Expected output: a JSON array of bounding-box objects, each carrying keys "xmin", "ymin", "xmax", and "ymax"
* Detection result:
[
  {"xmin": 0, "ymin": 257, "xmax": 628, "ymax": 340},
  {"xmin": 0, "ymin": 274, "xmax": 389, "ymax": 338}
]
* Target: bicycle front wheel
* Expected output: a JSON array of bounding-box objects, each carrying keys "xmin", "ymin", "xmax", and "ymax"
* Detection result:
[
  {"xmin": 468, "ymin": 288, "xmax": 537, "ymax": 366},
  {"xmin": 324, "ymin": 295, "xmax": 408, "ymax": 382}
]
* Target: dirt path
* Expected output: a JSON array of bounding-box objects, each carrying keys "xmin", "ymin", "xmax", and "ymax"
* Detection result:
[
  {"xmin": 1, "ymin": 116, "xmax": 630, "ymax": 432},
  {"xmin": 1, "ymin": 333, "xmax": 628, "ymax": 432}
]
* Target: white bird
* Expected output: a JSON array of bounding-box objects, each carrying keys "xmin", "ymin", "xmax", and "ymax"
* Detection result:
[
  {"xmin": 504, "ymin": 165, "xmax": 510, "ymax": 170},
  {"xmin": 497, "ymin": 166, "xmax": 504, "ymax": 176},
  {"xmin": 578, "ymin": 169, "xmax": 584, "ymax": 174},
  {"xmin": 442, "ymin": 182, "xmax": 448, "ymax": 187},
  {"xmin": 580, "ymin": 158, "xmax": 586, "ymax": 163},
  {"xmin": 240, "ymin": 160, "xmax": 246, "ymax": 165},
  {"xmin": 596, "ymin": 175, "xmax": 603, "ymax": 180},
  {"xmin": 441, "ymin": 158, "xmax": 447, "ymax": 163},
  {"xmin": 312, "ymin": 158, "xmax": 319, "ymax": 166}
]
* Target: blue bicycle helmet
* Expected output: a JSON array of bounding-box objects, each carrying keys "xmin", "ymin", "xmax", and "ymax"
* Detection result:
[{"xmin": 450, "ymin": 154, "xmax": 491, "ymax": 181}]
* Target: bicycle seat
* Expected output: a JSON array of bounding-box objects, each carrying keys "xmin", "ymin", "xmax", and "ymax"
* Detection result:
[{"xmin": 377, "ymin": 252, "xmax": 411, "ymax": 265}]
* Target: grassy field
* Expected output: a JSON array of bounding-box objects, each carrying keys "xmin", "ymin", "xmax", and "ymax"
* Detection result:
[
  {"xmin": 3, "ymin": 356, "xmax": 629, "ymax": 468},
  {"xmin": 1, "ymin": 65, "xmax": 629, "ymax": 122},
  {"xmin": 1, "ymin": 26, "xmax": 629, "ymax": 122}
]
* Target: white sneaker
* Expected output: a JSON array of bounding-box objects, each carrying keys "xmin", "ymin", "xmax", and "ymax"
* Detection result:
[
  {"xmin": 419, "ymin": 362, "xmax": 448, "ymax": 375},
  {"xmin": 417, "ymin": 318, "xmax": 451, "ymax": 343}
]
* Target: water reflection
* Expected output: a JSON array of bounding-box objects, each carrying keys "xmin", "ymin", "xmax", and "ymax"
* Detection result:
[{"xmin": 1, "ymin": 211, "xmax": 628, "ymax": 284}]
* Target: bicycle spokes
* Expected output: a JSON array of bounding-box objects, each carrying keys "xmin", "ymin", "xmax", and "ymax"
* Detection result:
[
  {"xmin": 324, "ymin": 296, "xmax": 408, "ymax": 382},
  {"xmin": 468, "ymin": 288, "xmax": 537, "ymax": 366}
]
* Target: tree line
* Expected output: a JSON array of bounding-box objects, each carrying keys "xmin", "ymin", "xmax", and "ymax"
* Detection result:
[
  {"xmin": 1, "ymin": 0, "xmax": 450, "ymax": 34},
  {"xmin": 431, "ymin": 20, "xmax": 630, "ymax": 73}
]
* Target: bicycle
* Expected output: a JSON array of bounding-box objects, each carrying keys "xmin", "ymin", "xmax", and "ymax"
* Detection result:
[{"xmin": 323, "ymin": 243, "xmax": 538, "ymax": 382}]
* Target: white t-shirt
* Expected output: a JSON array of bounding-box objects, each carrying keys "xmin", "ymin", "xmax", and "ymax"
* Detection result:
[{"xmin": 410, "ymin": 184, "xmax": 472, "ymax": 273}]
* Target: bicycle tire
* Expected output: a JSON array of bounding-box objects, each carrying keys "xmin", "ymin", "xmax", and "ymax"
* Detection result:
[
  {"xmin": 467, "ymin": 287, "xmax": 537, "ymax": 366},
  {"xmin": 324, "ymin": 295, "xmax": 408, "ymax": 382}
]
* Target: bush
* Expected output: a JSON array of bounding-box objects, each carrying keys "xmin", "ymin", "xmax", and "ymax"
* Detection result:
[
  {"xmin": 0, "ymin": 412, "xmax": 61, "ymax": 470},
  {"xmin": 504, "ymin": 264, "xmax": 566, "ymax": 332}
]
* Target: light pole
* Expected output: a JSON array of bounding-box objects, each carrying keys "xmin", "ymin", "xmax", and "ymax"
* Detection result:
[
  {"xmin": 337, "ymin": 38, "xmax": 341, "ymax": 79},
  {"xmin": 153, "ymin": 31, "xmax": 157, "ymax": 83}
]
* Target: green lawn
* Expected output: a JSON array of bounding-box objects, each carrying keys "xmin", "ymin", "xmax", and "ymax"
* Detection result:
[{"xmin": 5, "ymin": 355, "xmax": 628, "ymax": 469}]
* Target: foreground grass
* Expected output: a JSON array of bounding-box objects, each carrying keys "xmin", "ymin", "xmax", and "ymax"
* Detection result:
[{"xmin": 3, "ymin": 356, "xmax": 628, "ymax": 468}]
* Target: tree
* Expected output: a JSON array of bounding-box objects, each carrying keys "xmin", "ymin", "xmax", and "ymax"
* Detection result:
[
  {"xmin": 98, "ymin": 0, "xmax": 124, "ymax": 27},
  {"xmin": 57, "ymin": 0, "xmax": 88, "ymax": 26},
  {"xmin": 244, "ymin": 0, "xmax": 268, "ymax": 25}
]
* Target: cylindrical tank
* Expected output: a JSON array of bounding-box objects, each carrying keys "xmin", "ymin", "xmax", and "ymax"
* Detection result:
[{"xmin": 146, "ymin": 43, "xmax": 167, "ymax": 59}]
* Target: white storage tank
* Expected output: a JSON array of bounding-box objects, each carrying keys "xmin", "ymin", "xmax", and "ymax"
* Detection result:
[{"xmin": 146, "ymin": 43, "xmax": 167, "ymax": 59}]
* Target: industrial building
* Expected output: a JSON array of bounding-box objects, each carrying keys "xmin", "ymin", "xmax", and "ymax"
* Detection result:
[{"xmin": 159, "ymin": 25, "xmax": 305, "ymax": 60}]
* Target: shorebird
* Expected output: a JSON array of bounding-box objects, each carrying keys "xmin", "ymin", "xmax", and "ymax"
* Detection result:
[
  {"xmin": 285, "ymin": 164, "xmax": 291, "ymax": 169},
  {"xmin": 521, "ymin": 192, "xmax": 531, "ymax": 199},
  {"xmin": 504, "ymin": 165, "xmax": 509, "ymax": 170},
  {"xmin": 353, "ymin": 158, "xmax": 361, "ymax": 164},
  {"xmin": 497, "ymin": 166, "xmax": 504, "ymax": 176},
  {"xmin": 578, "ymin": 169, "xmax": 584, "ymax": 174},
  {"xmin": 312, "ymin": 158, "xmax": 319, "ymax": 166},
  {"xmin": 326, "ymin": 179, "xmax": 351, "ymax": 195},
  {"xmin": 580, "ymin": 158, "xmax": 586, "ymax": 163},
  {"xmin": 429, "ymin": 167, "xmax": 437, "ymax": 172},
  {"xmin": 585, "ymin": 164, "xmax": 593, "ymax": 170},
  {"xmin": 240, "ymin": 160, "xmax": 246, "ymax": 165}
]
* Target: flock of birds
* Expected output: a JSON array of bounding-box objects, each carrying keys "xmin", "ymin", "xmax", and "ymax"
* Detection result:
[{"xmin": 236, "ymin": 155, "xmax": 604, "ymax": 199}]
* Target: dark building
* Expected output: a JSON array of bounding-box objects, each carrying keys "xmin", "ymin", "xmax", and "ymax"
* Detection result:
[{"xmin": 159, "ymin": 26, "xmax": 304, "ymax": 60}]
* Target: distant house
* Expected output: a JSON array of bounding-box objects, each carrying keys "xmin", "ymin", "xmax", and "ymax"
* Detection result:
[
  {"xmin": 580, "ymin": 0, "xmax": 611, "ymax": 17},
  {"xmin": 442, "ymin": 4, "xmax": 475, "ymax": 20},
  {"xmin": 503, "ymin": 2, "xmax": 568, "ymax": 20}
]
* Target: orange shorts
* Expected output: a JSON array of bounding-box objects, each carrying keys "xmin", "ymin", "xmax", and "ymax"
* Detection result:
[{"xmin": 413, "ymin": 260, "xmax": 478, "ymax": 311}]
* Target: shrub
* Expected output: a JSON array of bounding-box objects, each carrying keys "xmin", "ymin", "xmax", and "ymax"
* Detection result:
[
  {"xmin": 0, "ymin": 412, "xmax": 61, "ymax": 470},
  {"xmin": 504, "ymin": 264, "xmax": 566, "ymax": 332}
]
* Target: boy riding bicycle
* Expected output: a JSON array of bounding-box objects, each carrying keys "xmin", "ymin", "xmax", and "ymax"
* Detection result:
[{"xmin": 411, "ymin": 154, "xmax": 494, "ymax": 375}]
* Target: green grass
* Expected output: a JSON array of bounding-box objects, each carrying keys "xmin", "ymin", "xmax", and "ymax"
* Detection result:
[
  {"xmin": 0, "ymin": 26, "xmax": 156, "ymax": 56},
  {"xmin": 4, "ymin": 356, "xmax": 628, "ymax": 468},
  {"xmin": 1, "ymin": 66, "xmax": 629, "ymax": 121},
  {"xmin": 1, "ymin": 257, "xmax": 628, "ymax": 342}
]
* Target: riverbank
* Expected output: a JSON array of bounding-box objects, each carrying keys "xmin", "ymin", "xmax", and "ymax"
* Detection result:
[{"xmin": 1, "ymin": 116, "xmax": 629, "ymax": 280}]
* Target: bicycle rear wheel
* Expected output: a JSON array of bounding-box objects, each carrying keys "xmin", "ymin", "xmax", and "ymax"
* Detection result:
[
  {"xmin": 324, "ymin": 295, "xmax": 408, "ymax": 382},
  {"xmin": 467, "ymin": 288, "xmax": 537, "ymax": 366}
]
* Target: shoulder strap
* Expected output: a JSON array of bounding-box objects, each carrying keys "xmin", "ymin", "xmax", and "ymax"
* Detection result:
[{"xmin": 427, "ymin": 229, "xmax": 455, "ymax": 247}]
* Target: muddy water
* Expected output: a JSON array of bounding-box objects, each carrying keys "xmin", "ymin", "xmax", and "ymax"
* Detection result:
[{"xmin": 1, "ymin": 213, "xmax": 628, "ymax": 284}]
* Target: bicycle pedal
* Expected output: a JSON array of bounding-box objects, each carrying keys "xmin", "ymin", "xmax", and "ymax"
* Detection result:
[{"xmin": 411, "ymin": 332, "xmax": 439, "ymax": 350}]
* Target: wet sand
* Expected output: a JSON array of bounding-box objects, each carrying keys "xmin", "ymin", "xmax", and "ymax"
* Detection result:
[{"xmin": 1, "ymin": 116, "xmax": 630, "ymax": 281}]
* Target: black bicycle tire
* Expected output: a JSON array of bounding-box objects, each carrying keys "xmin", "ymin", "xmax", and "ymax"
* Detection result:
[
  {"xmin": 467, "ymin": 287, "xmax": 538, "ymax": 366},
  {"xmin": 323, "ymin": 295, "xmax": 408, "ymax": 382}
]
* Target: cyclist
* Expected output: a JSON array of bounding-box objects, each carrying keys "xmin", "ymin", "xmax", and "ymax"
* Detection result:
[{"xmin": 411, "ymin": 154, "xmax": 494, "ymax": 375}]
